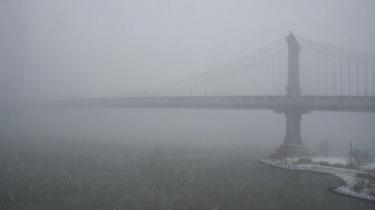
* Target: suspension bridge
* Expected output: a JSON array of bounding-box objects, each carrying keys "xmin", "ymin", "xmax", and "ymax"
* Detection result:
[{"xmin": 53, "ymin": 32, "xmax": 375, "ymax": 156}]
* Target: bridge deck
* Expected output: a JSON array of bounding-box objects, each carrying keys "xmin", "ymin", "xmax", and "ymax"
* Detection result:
[{"xmin": 48, "ymin": 95, "xmax": 375, "ymax": 112}]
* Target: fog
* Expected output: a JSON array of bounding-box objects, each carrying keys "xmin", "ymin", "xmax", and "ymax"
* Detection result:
[
  {"xmin": 2, "ymin": 0, "xmax": 375, "ymax": 100},
  {"xmin": 1, "ymin": 0, "xmax": 375, "ymax": 209},
  {"xmin": 1, "ymin": 0, "xmax": 374, "ymax": 150}
]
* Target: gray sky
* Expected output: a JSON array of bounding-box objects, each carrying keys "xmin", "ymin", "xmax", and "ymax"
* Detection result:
[{"xmin": 1, "ymin": 0, "xmax": 375, "ymax": 100}]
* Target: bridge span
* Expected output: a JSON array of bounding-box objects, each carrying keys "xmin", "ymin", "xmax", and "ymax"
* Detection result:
[
  {"xmin": 51, "ymin": 95, "xmax": 375, "ymax": 113},
  {"xmin": 48, "ymin": 32, "xmax": 375, "ymax": 157}
]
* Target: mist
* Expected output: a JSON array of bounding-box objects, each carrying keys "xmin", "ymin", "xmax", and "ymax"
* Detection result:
[{"xmin": 1, "ymin": 0, "xmax": 375, "ymax": 209}]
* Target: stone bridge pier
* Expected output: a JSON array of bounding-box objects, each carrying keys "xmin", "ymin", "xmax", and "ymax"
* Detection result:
[
  {"xmin": 284, "ymin": 109, "xmax": 303, "ymax": 145},
  {"xmin": 273, "ymin": 108, "xmax": 310, "ymax": 158}
]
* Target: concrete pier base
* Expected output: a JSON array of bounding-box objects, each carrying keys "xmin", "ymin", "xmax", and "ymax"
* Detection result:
[
  {"xmin": 272, "ymin": 144, "xmax": 310, "ymax": 158},
  {"xmin": 272, "ymin": 109, "xmax": 310, "ymax": 158}
]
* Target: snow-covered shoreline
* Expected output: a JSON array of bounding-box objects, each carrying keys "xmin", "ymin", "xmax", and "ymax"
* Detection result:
[{"xmin": 261, "ymin": 158, "xmax": 375, "ymax": 202}]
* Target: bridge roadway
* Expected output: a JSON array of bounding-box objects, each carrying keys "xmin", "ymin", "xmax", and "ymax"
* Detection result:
[{"xmin": 49, "ymin": 95, "xmax": 375, "ymax": 113}]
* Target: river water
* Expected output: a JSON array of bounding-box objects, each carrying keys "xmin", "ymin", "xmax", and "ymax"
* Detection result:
[{"xmin": 1, "ymin": 108, "xmax": 374, "ymax": 209}]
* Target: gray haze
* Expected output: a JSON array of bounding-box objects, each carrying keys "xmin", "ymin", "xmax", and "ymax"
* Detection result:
[
  {"xmin": 0, "ymin": 0, "xmax": 375, "ymax": 154},
  {"xmin": 1, "ymin": 0, "xmax": 375, "ymax": 100}
]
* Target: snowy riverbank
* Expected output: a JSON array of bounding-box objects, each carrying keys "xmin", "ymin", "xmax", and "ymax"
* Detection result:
[{"xmin": 261, "ymin": 158, "xmax": 375, "ymax": 202}]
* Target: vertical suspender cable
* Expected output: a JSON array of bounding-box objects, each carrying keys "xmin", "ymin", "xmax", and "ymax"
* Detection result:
[
  {"xmin": 324, "ymin": 49, "xmax": 329, "ymax": 95},
  {"xmin": 364, "ymin": 58, "xmax": 367, "ymax": 96},
  {"xmin": 339, "ymin": 54, "xmax": 344, "ymax": 96},
  {"xmin": 356, "ymin": 58, "xmax": 360, "ymax": 96},
  {"xmin": 311, "ymin": 46, "xmax": 316, "ymax": 95},
  {"xmin": 348, "ymin": 57, "xmax": 351, "ymax": 96},
  {"xmin": 331, "ymin": 52, "xmax": 336, "ymax": 95}
]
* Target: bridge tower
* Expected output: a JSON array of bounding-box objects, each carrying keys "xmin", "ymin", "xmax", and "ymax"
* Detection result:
[
  {"xmin": 286, "ymin": 31, "xmax": 301, "ymax": 97},
  {"xmin": 273, "ymin": 32, "xmax": 309, "ymax": 157}
]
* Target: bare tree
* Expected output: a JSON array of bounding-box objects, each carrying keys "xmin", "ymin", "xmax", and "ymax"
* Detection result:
[{"xmin": 352, "ymin": 149, "xmax": 371, "ymax": 169}]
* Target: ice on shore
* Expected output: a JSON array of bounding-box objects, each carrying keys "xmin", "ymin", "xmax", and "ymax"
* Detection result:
[
  {"xmin": 261, "ymin": 157, "xmax": 375, "ymax": 202},
  {"xmin": 311, "ymin": 157, "xmax": 347, "ymax": 165}
]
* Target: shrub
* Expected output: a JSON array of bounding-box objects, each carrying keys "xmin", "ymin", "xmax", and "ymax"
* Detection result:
[
  {"xmin": 357, "ymin": 173, "xmax": 375, "ymax": 181},
  {"xmin": 346, "ymin": 163, "xmax": 357, "ymax": 169},
  {"xmin": 295, "ymin": 158, "xmax": 312, "ymax": 164},
  {"xmin": 353, "ymin": 179, "xmax": 365, "ymax": 192},
  {"xmin": 318, "ymin": 161, "xmax": 330, "ymax": 166},
  {"xmin": 331, "ymin": 163, "xmax": 345, "ymax": 168},
  {"xmin": 369, "ymin": 187, "xmax": 375, "ymax": 197}
]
